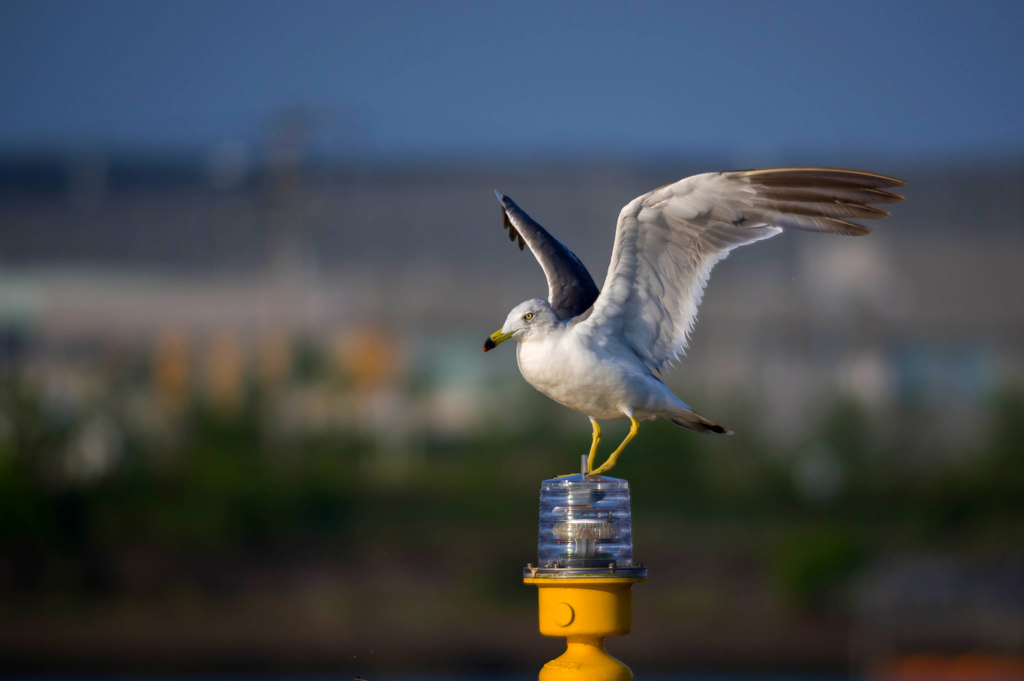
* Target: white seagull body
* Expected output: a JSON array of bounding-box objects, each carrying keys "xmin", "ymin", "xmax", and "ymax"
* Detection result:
[{"xmin": 483, "ymin": 168, "xmax": 905, "ymax": 475}]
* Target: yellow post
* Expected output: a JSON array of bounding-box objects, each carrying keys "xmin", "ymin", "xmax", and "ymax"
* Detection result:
[{"xmin": 523, "ymin": 575, "xmax": 643, "ymax": 680}]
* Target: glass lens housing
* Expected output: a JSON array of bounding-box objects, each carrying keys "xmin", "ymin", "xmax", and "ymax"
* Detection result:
[{"xmin": 537, "ymin": 473, "xmax": 636, "ymax": 570}]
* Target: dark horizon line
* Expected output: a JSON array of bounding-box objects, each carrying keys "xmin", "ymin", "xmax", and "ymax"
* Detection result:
[{"xmin": 0, "ymin": 140, "xmax": 1021, "ymax": 169}]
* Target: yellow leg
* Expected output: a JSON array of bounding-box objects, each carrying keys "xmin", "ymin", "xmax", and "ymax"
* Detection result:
[
  {"xmin": 589, "ymin": 417, "xmax": 639, "ymax": 477},
  {"xmin": 586, "ymin": 418, "xmax": 602, "ymax": 473}
]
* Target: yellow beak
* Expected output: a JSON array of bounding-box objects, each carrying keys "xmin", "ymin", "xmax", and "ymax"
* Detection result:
[{"xmin": 483, "ymin": 328, "xmax": 514, "ymax": 352}]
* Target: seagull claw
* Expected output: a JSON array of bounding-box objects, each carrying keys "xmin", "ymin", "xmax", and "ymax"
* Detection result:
[{"xmin": 588, "ymin": 417, "xmax": 639, "ymax": 476}]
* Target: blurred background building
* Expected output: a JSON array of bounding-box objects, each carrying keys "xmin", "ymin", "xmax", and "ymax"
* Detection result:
[{"xmin": 1, "ymin": 1, "xmax": 1022, "ymax": 678}]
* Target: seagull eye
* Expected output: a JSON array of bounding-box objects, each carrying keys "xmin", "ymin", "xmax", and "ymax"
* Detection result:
[{"xmin": 523, "ymin": 312, "xmax": 534, "ymax": 321}]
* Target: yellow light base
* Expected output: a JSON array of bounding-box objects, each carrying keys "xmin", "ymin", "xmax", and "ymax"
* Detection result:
[{"xmin": 524, "ymin": 576, "xmax": 644, "ymax": 681}]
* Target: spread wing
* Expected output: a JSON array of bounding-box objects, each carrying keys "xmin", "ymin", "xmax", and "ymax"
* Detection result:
[
  {"xmin": 495, "ymin": 191, "xmax": 600, "ymax": 320},
  {"xmin": 578, "ymin": 168, "xmax": 905, "ymax": 373}
]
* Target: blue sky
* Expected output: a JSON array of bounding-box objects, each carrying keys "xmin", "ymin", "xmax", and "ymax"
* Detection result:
[{"xmin": 1, "ymin": 0, "xmax": 1022, "ymax": 160}]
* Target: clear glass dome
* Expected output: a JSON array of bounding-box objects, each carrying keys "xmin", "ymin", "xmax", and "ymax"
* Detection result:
[{"xmin": 530, "ymin": 471, "xmax": 645, "ymax": 577}]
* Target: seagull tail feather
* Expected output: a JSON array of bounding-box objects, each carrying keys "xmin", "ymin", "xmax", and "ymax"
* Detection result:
[{"xmin": 667, "ymin": 409, "xmax": 732, "ymax": 435}]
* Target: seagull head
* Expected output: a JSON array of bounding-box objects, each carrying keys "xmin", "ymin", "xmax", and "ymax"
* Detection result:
[{"xmin": 483, "ymin": 298, "xmax": 558, "ymax": 352}]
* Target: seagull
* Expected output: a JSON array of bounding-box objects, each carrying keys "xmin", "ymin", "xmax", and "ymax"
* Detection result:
[{"xmin": 482, "ymin": 168, "xmax": 905, "ymax": 476}]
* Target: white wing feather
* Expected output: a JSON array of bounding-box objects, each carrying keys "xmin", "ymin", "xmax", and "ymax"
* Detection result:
[{"xmin": 579, "ymin": 168, "xmax": 905, "ymax": 373}]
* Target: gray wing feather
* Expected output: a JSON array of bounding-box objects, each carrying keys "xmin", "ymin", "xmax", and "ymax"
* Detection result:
[
  {"xmin": 495, "ymin": 192, "xmax": 600, "ymax": 319},
  {"xmin": 579, "ymin": 168, "xmax": 905, "ymax": 373}
]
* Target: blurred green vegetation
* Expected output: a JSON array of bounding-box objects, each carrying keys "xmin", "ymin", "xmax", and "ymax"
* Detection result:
[{"xmin": 1, "ymin": 367, "xmax": 1023, "ymax": 619}]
